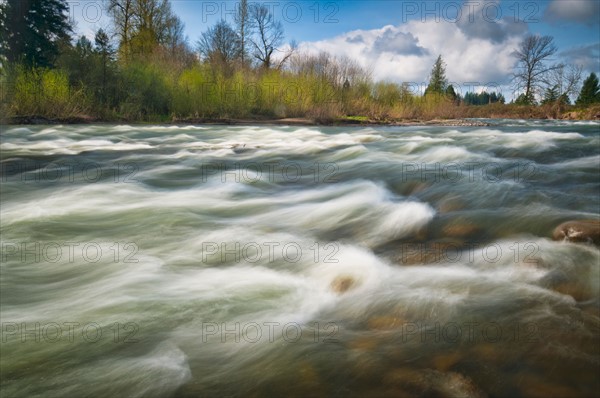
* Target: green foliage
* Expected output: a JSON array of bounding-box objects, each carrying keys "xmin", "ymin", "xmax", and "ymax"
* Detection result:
[
  {"xmin": 3, "ymin": 0, "xmax": 588, "ymax": 122},
  {"xmin": 10, "ymin": 66, "xmax": 86, "ymax": 118},
  {"xmin": 541, "ymin": 85, "xmax": 569, "ymax": 105},
  {"xmin": 514, "ymin": 92, "xmax": 536, "ymax": 105},
  {"xmin": 445, "ymin": 85, "xmax": 458, "ymax": 101},
  {"xmin": 576, "ymin": 72, "xmax": 600, "ymax": 106},
  {"xmin": 424, "ymin": 55, "xmax": 448, "ymax": 96},
  {"xmin": 108, "ymin": 0, "xmax": 186, "ymax": 61},
  {"xmin": 120, "ymin": 62, "xmax": 170, "ymax": 119},
  {"xmin": 464, "ymin": 91, "xmax": 505, "ymax": 106}
]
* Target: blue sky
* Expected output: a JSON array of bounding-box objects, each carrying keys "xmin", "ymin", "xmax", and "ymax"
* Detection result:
[{"xmin": 72, "ymin": 0, "xmax": 599, "ymax": 98}]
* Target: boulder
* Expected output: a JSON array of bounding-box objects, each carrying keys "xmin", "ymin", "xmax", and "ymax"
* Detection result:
[
  {"xmin": 442, "ymin": 223, "xmax": 482, "ymax": 239},
  {"xmin": 330, "ymin": 276, "xmax": 356, "ymax": 294},
  {"xmin": 384, "ymin": 369, "xmax": 486, "ymax": 398},
  {"xmin": 552, "ymin": 220, "xmax": 600, "ymax": 245}
]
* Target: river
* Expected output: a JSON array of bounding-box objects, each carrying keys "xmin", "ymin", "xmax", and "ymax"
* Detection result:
[{"xmin": 1, "ymin": 120, "xmax": 599, "ymax": 397}]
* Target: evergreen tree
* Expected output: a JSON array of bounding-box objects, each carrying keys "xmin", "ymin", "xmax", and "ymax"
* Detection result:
[
  {"xmin": 424, "ymin": 55, "xmax": 448, "ymax": 96},
  {"xmin": 0, "ymin": 0, "xmax": 72, "ymax": 67},
  {"xmin": 576, "ymin": 72, "xmax": 600, "ymax": 106},
  {"xmin": 445, "ymin": 84, "xmax": 458, "ymax": 102},
  {"xmin": 95, "ymin": 29, "xmax": 115, "ymax": 107},
  {"xmin": 542, "ymin": 85, "xmax": 559, "ymax": 105},
  {"xmin": 463, "ymin": 91, "xmax": 505, "ymax": 105},
  {"xmin": 56, "ymin": 36, "xmax": 95, "ymax": 88},
  {"xmin": 515, "ymin": 92, "xmax": 536, "ymax": 105}
]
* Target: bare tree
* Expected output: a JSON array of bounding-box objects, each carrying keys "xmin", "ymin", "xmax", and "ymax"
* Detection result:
[
  {"xmin": 249, "ymin": 4, "xmax": 283, "ymax": 69},
  {"xmin": 108, "ymin": 0, "xmax": 135, "ymax": 58},
  {"xmin": 108, "ymin": 0, "xmax": 185, "ymax": 59},
  {"xmin": 234, "ymin": 0, "xmax": 250, "ymax": 67},
  {"xmin": 548, "ymin": 63, "xmax": 582, "ymax": 102},
  {"xmin": 197, "ymin": 20, "xmax": 240, "ymax": 74},
  {"xmin": 288, "ymin": 51, "xmax": 369, "ymax": 87},
  {"xmin": 274, "ymin": 40, "xmax": 297, "ymax": 70},
  {"xmin": 512, "ymin": 35, "xmax": 559, "ymax": 103}
]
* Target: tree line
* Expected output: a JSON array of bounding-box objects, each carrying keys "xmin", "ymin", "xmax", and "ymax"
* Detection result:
[{"xmin": 1, "ymin": 0, "xmax": 599, "ymax": 123}]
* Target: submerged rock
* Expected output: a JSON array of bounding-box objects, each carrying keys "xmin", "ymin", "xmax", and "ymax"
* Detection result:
[
  {"xmin": 432, "ymin": 351, "xmax": 462, "ymax": 372},
  {"xmin": 552, "ymin": 220, "xmax": 600, "ymax": 245},
  {"xmin": 367, "ymin": 316, "xmax": 405, "ymax": 331},
  {"xmin": 384, "ymin": 368, "xmax": 487, "ymax": 398},
  {"xmin": 442, "ymin": 223, "xmax": 483, "ymax": 239},
  {"xmin": 438, "ymin": 197, "xmax": 467, "ymax": 214},
  {"xmin": 330, "ymin": 276, "xmax": 356, "ymax": 294},
  {"xmin": 539, "ymin": 270, "xmax": 593, "ymax": 301}
]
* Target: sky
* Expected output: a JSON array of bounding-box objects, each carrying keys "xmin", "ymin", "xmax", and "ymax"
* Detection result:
[{"xmin": 72, "ymin": 0, "xmax": 600, "ymax": 99}]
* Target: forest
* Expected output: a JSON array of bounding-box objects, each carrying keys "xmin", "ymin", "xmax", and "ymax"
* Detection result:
[{"xmin": 1, "ymin": 0, "xmax": 599, "ymax": 124}]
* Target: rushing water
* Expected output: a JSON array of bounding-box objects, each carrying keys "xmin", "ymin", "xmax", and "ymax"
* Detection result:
[{"xmin": 1, "ymin": 120, "xmax": 599, "ymax": 397}]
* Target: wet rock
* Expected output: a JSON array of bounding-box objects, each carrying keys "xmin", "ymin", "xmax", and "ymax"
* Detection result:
[
  {"xmin": 540, "ymin": 269, "xmax": 593, "ymax": 301},
  {"xmin": 470, "ymin": 343, "xmax": 513, "ymax": 365},
  {"xmin": 551, "ymin": 281, "xmax": 592, "ymax": 301},
  {"xmin": 384, "ymin": 369, "xmax": 487, "ymax": 398},
  {"xmin": 432, "ymin": 371, "xmax": 487, "ymax": 398},
  {"xmin": 383, "ymin": 368, "xmax": 429, "ymax": 392},
  {"xmin": 552, "ymin": 220, "xmax": 600, "ymax": 245},
  {"xmin": 367, "ymin": 316, "xmax": 405, "ymax": 331},
  {"xmin": 348, "ymin": 337, "xmax": 379, "ymax": 351},
  {"xmin": 516, "ymin": 373, "xmax": 584, "ymax": 398},
  {"xmin": 330, "ymin": 276, "xmax": 356, "ymax": 294},
  {"xmin": 432, "ymin": 351, "xmax": 462, "ymax": 372},
  {"xmin": 401, "ymin": 181, "xmax": 430, "ymax": 197},
  {"xmin": 442, "ymin": 223, "xmax": 483, "ymax": 239},
  {"xmin": 438, "ymin": 197, "xmax": 466, "ymax": 214}
]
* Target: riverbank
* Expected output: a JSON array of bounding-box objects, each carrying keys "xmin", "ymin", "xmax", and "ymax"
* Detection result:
[
  {"xmin": 4, "ymin": 110, "xmax": 599, "ymax": 127},
  {"xmin": 2, "ymin": 115, "xmax": 492, "ymax": 126},
  {"xmin": 4, "ymin": 102, "xmax": 600, "ymax": 126}
]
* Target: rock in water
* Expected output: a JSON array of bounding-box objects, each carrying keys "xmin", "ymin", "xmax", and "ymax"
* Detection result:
[
  {"xmin": 552, "ymin": 220, "xmax": 600, "ymax": 245},
  {"xmin": 330, "ymin": 276, "xmax": 356, "ymax": 294},
  {"xmin": 384, "ymin": 369, "xmax": 487, "ymax": 398}
]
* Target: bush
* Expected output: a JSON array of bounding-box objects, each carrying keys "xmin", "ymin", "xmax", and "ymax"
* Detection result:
[
  {"xmin": 120, "ymin": 62, "xmax": 170, "ymax": 120},
  {"xmin": 9, "ymin": 66, "xmax": 87, "ymax": 118}
]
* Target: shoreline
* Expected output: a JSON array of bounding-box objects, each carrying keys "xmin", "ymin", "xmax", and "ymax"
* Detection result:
[
  {"xmin": 3, "ymin": 112, "xmax": 599, "ymax": 127},
  {"xmin": 0, "ymin": 115, "xmax": 525, "ymax": 127},
  {"xmin": 3, "ymin": 115, "xmax": 491, "ymax": 126}
]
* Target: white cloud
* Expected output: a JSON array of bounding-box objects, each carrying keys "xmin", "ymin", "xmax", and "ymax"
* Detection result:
[
  {"xmin": 544, "ymin": 0, "xmax": 600, "ymax": 26},
  {"xmin": 298, "ymin": 12, "xmax": 526, "ymax": 97}
]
